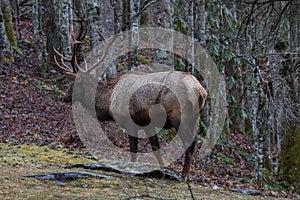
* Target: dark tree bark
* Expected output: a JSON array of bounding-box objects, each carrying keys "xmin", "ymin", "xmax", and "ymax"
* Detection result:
[{"xmin": 41, "ymin": 0, "xmax": 60, "ymax": 65}]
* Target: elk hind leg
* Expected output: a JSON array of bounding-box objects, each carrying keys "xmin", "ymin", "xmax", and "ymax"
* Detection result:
[
  {"xmin": 148, "ymin": 133, "xmax": 164, "ymax": 166},
  {"xmin": 129, "ymin": 135, "xmax": 138, "ymax": 162},
  {"xmin": 182, "ymin": 139, "xmax": 196, "ymax": 181},
  {"xmin": 175, "ymin": 118, "xmax": 196, "ymax": 181}
]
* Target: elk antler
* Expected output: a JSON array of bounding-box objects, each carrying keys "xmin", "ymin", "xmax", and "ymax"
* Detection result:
[
  {"xmin": 54, "ymin": 27, "xmax": 115, "ymax": 76},
  {"xmin": 54, "ymin": 26, "xmax": 84, "ymax": 77},
  {"xmin": 77, "ymin": 30, "xmax": 116, "ymax": 73}
]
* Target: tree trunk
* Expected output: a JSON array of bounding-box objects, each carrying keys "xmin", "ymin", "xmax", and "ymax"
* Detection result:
[
  {"xmin": 279, "ymin": 126, "xmax": 300, "ymax": 192},
  {"xmin": 248, "ymin": 63, "xmax": 264, "ymax": 186},
  {"xmin": 1, "ymin": 0, "xmax": 17, "ymax": 47},
  {"xmin": 87, "ymin": 0, "xmax": 101, "ymax": 52},
  {"xmin": 41, "ymin": 0, "xmax": 60, "ymax": 66},
  {"xmin": 194, "ymin": 0, "xmax": 206, "ymax": 47},
  {"xmin": 278, "ymin": 1, "xmax": 300, "ymax": 191},
  {"xmin": 152, "ymin": 0, "xmax": 173, "ymax": 66},
  {"xmin": 0, "ymin": 0, "xmax": 15, "ymax": 62},
  {"xmin": 9, "ymin": 0, "xmax": 20, "ymax": 41},
  {"xmin": 124, "ymin": 0, "xmax": 139, "ymax": 69},
  {"xmin": 32, "ymin": 0, "xmax": 40, "ymax": 52},
  {"xmin": 100, "ymin": 0, "xmax": 116, "ymax": 77},
  {"xmin": 58, "ymin": 0, "xmax": 72, "ymax": 57},
  {"xmin": 100, "ymin": 0, "xmax": 115, "ymax": 38}
]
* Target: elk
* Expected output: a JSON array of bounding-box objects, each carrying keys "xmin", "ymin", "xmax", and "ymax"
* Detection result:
[{"xmin": 54, "ymin": 30, "xmax": 207, "ymax": 181}]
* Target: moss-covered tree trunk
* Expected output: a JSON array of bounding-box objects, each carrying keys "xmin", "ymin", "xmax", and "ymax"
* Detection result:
[
  {"xmin": 279, "ymin": 126, "xmax": 300, "ymax": 192},
  {"xmin": 278, "ymin": 0, "xmax": 300, "ymax": 192},
  {"xmin": 1, "ymin": 0, "xmax": 17, "ymax": 47},
  {"xmin": 0, "ymin": 2, "xmax": 11, "ymax": 63},
  {"xmin": 0, "ymin": 0, "xmax": 17, "ymax": 63}
]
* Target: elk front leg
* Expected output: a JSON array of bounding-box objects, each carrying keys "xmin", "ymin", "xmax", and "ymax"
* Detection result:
[{"xmin": 129, "ymin": 135, "xmax": 138, "ymax": 162}]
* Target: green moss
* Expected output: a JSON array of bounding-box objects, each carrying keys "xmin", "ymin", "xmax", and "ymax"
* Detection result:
[
  {"xmin": 138, "ymin": 55, "xmax": 152, "ymax": 65},
  {"xmin": 1, "ymin": 56, "xmax": 14, "ymax": 63},
  {"xmin": 217, "ymin": 152, "xmax": 235, "ymax": 166},
  {"xmin": 4, "ymin": 20, "xmax": 17, "ymax": 46},
  {"xmin": 279, "ymin": 126, "xmax": 300, "ymax": 191},
  {"xmin": 0, "ymin": 144, "xmax": 280, "ymax": 199},
  {"xmin": 0, "ymin": 144, "xmax": 95, "ymax": 167}
]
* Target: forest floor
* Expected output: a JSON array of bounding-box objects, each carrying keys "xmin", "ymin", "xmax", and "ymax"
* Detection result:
[
  {"xmin": 0, "ymin": 143, "xmax": 292, "ymax": 200},
  {"xmin": 0, "ymin": 41, "xmax": 299, "ymax": 199}
]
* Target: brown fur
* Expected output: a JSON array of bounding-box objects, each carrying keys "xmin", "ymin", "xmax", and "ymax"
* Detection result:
[{"xmin": 68, "ymin": 71, "xmax": 207, "ymax": 181}]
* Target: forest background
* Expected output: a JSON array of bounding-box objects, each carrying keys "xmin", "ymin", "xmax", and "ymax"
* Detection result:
[{"xmin": 0, "ymin": 0, "xmax": 299, "ymax": 198}]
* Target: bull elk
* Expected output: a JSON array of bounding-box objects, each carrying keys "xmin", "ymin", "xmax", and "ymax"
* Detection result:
[{"xmin": 54, "ymin": 30, "xmax": 207, "ymax": 181}]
